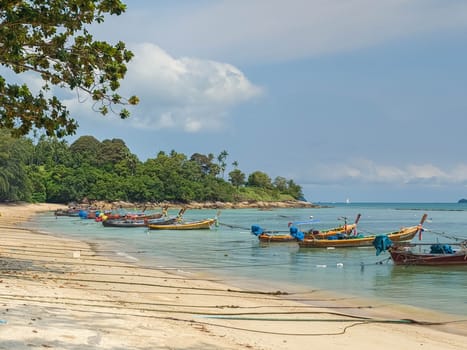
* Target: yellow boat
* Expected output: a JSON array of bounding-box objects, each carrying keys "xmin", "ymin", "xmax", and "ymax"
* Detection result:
[
  {"xmin": 298, "ymin": 214, "xmax": 427, "ymax": 248},
  {"xmin": 305, "ymin": 214, "xmax": 361, "ymax": 239},
  {"xmin": 147, "ymin": 218, "xmax": 217, "ymax": 230}
]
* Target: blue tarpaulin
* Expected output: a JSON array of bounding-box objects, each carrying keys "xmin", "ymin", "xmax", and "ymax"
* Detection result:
[{"xmin": 373, "ymin": 235, "xmax": 393, "ymax": 256}]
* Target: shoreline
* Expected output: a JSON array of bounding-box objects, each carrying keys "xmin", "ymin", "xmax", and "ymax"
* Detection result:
[{"xmin": 1, "ymin": 203, "xmax": 466, "ymax": 349}]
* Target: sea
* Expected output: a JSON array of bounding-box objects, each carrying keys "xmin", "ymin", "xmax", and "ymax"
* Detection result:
[{"xmin": 30, "ymin": 202, "xmax": 467, "ymax": 318}]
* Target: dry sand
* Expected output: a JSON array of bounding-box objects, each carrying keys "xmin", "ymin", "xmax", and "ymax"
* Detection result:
[{"xmin": 0, "ymin": 203, "xmax": 466, "ymax": 349}]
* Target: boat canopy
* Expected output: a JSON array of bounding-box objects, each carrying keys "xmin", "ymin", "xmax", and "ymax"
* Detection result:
[{"xmin": 291, "ymin": 219, "xmax": 320, "ymax": 226}]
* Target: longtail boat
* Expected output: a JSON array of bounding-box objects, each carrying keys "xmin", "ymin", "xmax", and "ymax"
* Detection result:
[
  {"xmin": 54, "ymin": 208, "xmax": 81, "ymax": 217},
  {"xmin": 297, "ymin": 214, "xmax": 427, "ymax": 248},
  {"xmin": 97, "ymin": 206, "xmax": 170, "ymax": 222},
  {"xmin": 147, "ymin": 218, "xmax": 217, "ymax": 230},
  {"xmin": 102, "ymin": 216, "xmax": 177, "ymax": 228},
  {"xmin": 250, "ymin": 220, "xmax": 318, "ymax": 243},
  {"xmin": 305, "ymin": 214, "xmax": 361, "ymax": 239},
  {"xmin": 389, "ymin": 245, "xmax": 467, "ymax": 266},
  {"xmin": 373, "ymin": 235, "xmax": 467, "ymax": 266},
  {"xmin": 102, "ymin": 218, "xmax": 148, "ymax": 228},
  {"xmin": 251, "ymin": 214, "xmax": 361, "ymax": 243},
  {"xmin": 251, "ymin": 227, "xmax": 301, "ymax": 243}
]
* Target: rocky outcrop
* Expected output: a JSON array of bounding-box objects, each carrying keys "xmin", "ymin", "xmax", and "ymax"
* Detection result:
[
  {"xmin": 84, "ymin": 200, "xmax": 317, "ymax": 210},
  {"xmin": 181, "ymin": 200, "xmax": 316, "ymax": 209}
]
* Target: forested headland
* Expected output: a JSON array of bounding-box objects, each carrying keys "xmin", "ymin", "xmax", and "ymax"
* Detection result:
[{"xmin": 0, "ymin": 130, "xmax": 307, "ymax": 206}]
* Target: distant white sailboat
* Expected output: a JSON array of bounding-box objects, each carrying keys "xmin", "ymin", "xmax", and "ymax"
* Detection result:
[{"xmin": 346, "ymin": 198, "xmax": 350, "ymax": 204}]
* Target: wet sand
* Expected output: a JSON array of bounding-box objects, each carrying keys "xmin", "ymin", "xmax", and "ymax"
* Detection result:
[{"xmin": 0, "ymin": 203, "xmax": 466, "ymax": 349}]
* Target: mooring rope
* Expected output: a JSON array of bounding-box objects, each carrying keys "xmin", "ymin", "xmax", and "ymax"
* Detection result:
[
  {"xmin": 218, "ymin": 222, "xmax": 251, "ymax": 230},
  {"xmin": 423, "ymin": 229, "xmax": 467, "ymax": 242}
]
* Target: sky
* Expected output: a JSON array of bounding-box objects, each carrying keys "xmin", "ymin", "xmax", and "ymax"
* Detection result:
[{"xmin": 15, "ymin": 0, "xmax": 467, "ymax": 202}]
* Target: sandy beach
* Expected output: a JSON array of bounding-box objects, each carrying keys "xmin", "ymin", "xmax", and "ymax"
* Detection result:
[{"xmin": 0, "ymin": 203, "xmax": 466, "ymax": 349}]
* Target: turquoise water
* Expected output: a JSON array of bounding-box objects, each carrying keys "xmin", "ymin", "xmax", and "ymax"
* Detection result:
[{"xmin": 31, "ymin": 203, "xmax": 467, "ymax": 317}]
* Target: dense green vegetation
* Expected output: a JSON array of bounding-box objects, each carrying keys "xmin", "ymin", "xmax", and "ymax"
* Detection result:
[
  {"xmin": 0, "ymin": 2, "xmax": 303, "ymax": 205},
  {"xmin": 0, "ymin": 1, "xmax": 137, "ymax": 138},
  {"xmin": 0, "ymin": 131, "xmax": 304, "ymax": 204}
]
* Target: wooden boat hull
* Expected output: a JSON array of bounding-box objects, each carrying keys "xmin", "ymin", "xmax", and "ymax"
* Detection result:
[
  {"xmin": 102, "ymin": 219, "xmax": 147, "ymax": 227},
  {"xmin": 102, "ymin": 216, "xmax": 177, "ymax": 228},
  {"xmin": 299, "ymin": 225, "xmax": 420, "ymax": 248},
  {"xmin": 147, "ymin": 218, "xmax": 216, "ymax": 230},
  {"xmin": 54, "ymin": 209, "xmax": 80, "ymax": 217},
  {"xmin": 258, "ymin": 233, "xmax": 298, "ymax": 243},
  {"xmin": 390, "ymin": 248, "xmax": 467, "ymax": 266}
]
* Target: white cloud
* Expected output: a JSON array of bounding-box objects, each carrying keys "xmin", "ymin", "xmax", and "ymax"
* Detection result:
[
  {"xmin": 302, "ymin": 159, "xmax": 467, "ymax": 186},
  {"xmin": 65, "ymin": 43, "xmax": 262, "ymax": 132}
]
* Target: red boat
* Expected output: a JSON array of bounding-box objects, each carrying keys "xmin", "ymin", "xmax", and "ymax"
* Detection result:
[{"xmin": 389, "ymin": 245, "xmax": 467, "ymax": 266}]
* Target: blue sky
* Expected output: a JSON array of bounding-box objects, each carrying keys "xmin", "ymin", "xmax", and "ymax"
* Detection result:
[{"xmin": 27, "ymin": 1, "xmax": 467, "ymax": 202}]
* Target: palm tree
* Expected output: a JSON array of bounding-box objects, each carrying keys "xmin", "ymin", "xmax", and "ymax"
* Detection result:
[{"xmin": 217, "ymin": 150, "xmax": 229, "ymax": 179}]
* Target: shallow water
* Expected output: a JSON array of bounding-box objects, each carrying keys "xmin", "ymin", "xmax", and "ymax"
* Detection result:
[{"xmin": 31, "ymin": 203, "xmax": 467, "ymax": 317}]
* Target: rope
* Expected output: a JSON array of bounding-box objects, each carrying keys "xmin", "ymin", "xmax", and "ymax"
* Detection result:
[
  {"xmin": 219, "ymin": 222, "xmax": 289, "ymax": 233},
  {"xmin": 4, "ymin": 293, "xmax": 464, "ymax": 325},
  {"xmin": 218, "ymin": 222, "xmax": 250, "ymax": 230},
  {"xmin": 423, "ymin": 229, "xmax": 467, "ymax": 242},
  {"xmin": 0, "ymin": 293, "xmax": 377, "ymax": 310},
  {"xmin": 198, "ymin": 315, "xmax": 451, "ymax": 325},
  {"xmin": 0, "ymin": 273, "xmax": 293, "ymax": 295}
]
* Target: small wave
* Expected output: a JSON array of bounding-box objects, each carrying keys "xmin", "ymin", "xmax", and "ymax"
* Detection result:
[{"xmin": 116, "ymin": 251, "xmax": 138, "ymax": 261}]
